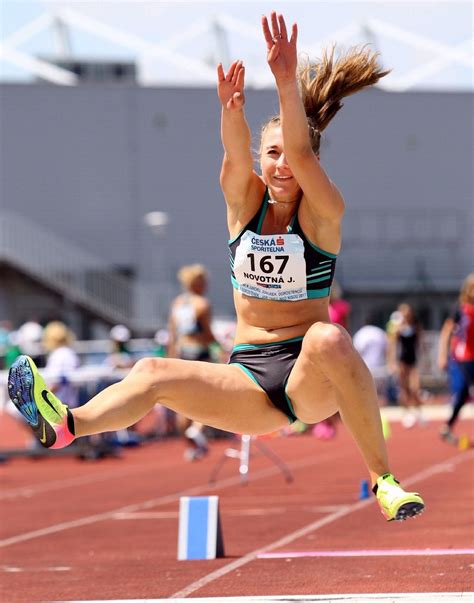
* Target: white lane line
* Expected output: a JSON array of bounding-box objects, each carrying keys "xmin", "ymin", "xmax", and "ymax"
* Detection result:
[
  {"xmin": 114, "ymin": 511, "xmax": 180, "ymax": 520},
  {"xmin": 0, "ymin": 451, "xmax": 341, "ymax": 548},
  {"xmin": 112, "ymin": 507, "xmax": 293, "ymax": 520},
  {"xmin": 258, "ymin": 548, "xmax": 474, "ymax": 559},
  {"xmin": 169, "ymin": 449, "xmax": 474, "ymax": 599},
  {"xmin": 1, "ymin": 565, "xmax": 71, "ymax": 572}
]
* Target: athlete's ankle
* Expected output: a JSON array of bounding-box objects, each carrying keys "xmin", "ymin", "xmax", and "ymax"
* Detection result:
[{"xmin": 50, "ymin": 408, "xmax": 76, "ymax": 449}]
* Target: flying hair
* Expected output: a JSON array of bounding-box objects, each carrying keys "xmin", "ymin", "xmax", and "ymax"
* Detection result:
[{"xmin": 261, "ymin": 45, "xmax": 390, "ymax": 154}]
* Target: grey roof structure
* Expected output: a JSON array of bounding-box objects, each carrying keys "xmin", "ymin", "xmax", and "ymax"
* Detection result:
[{"xmin": 1, "ymin": 1, "xmax": 473, "ymax": 90}]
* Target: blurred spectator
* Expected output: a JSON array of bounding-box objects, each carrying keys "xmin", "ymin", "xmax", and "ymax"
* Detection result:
[
  {"xmin": 313, "ymin": 281, "xmax": 350, "ymax": 440},
  {"xmin": 43, "ymin": 321, "xmax": 80, "ymax": 408},
  {"xmin": 438, "ymin": 273, "xmax": 474, "ymax": 444},
  {"xmin": 4, "ymin": 330, "xmax": 22, "ymax": 369},
  {"xmin": 149, "ymin": 329, "xmax": 175, "ymax": 437},
  {"xmin": 0, "ymin": 321, "xmax": 21, "ymax": 369},
  {"xmin": 1, "ymin": 322, "xmax": 36, "ymax": 448},
  {"xmin": 107, "ymin": 324, "xmax": 135, "ymax": 369},
  {"xmin": 384, "ymin": 311, "xmax": 403, "ymax": 405},
  {"xmin": 16, "ymin": 320, "xmax": 44, "ymax": 365},
  {"xmin": 0, "ymin": 321, "xmax": 12, "ymax": 352},
  {"xmin": 353, "ymin": 317, "xmax": 388, "ymax": 400},
  {"xmin": 388, "ymin": 303, "xmax": 425, "ymax": 427},
  {"xmin": 168, "ymin": 264, "xmax": 221, "ymax": 460},
  {"xmin": 328, "ymin": 281, "xmax": 351, "ymax": 331},
  {"xmin": 153, "ymin": 328, "xmax": 169, "ymax": 358},
  {"xmin": 98, "ymin": 324, "xmax": 141, "ymax": 448}
]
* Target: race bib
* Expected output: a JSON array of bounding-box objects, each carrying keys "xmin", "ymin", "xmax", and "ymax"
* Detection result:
[{"xmin": 234, "ymin": 230, "xmax": 307, "ymax": 301}]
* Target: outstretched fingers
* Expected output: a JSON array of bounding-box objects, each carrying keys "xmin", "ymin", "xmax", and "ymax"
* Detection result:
[
  {"xmin": 262, "ymin": 12, "xmax": 296, "ymax": 48},
  {"xmin": 261, "ymin": 15, "xmax": 274, "ymax": 49},
  {"xmin": 277, "ymin": 13, "xmax": 288, "ymax": 41},
  {"xmin": 226, "ymin": 59, "xmax": 240, "ymax": 82},
  {"xmin": 231, "ymin": 61, "xmax": 244, "ymax": 85},
  {"xmin": 270, "ymin": 11, "xmax": 280, "ymax": 40},
  {"xmin": 235, "ymin": 63, "xmax": 245, "ymax": 88},
  {"xmin": 290, "ymin": 22, "xmax": 298, "ymax": 46},
  {"xmin": 218, "ymin": 60, "xmax": 244, "ymax": 84}
]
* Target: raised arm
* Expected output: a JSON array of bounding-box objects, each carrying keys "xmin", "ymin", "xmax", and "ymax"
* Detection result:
[
  {"xmin": 262, "ymin": 13, "xmax": 344, "ymax": 222},
  {"xmin": 217, "ymin": 61, "xmax": 261, "ymax": 209}
]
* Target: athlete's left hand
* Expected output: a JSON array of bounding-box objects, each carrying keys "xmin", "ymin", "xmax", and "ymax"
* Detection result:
[{"xmin": 262, "ymin": 12, "xmax": 298, "ymax": 85}]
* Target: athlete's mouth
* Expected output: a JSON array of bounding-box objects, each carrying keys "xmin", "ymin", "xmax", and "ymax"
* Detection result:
[{"xmin": 274, "ymin": 175, "xmax": 293, "ymax": 181}]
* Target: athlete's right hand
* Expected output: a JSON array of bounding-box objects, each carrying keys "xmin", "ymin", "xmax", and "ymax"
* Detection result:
[{"xmin": 217, "ymin": 60, "xmax": 245, "ymax": 110}]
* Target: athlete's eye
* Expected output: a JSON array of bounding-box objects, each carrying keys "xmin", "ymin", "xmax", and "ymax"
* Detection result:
[{"xmin": 267, "ymin": 150, "xmax": 279, "ymax": 156}]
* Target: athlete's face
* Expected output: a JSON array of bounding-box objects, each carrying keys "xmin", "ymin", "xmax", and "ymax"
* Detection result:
[{"xmin": 260, "ymin": 125, "xmax": 301, "ymax": 202}]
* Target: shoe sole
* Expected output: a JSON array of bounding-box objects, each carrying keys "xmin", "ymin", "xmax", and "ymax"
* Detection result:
[
  {"xmin": 394, "ymin": 501, "xmax": 425, "ymax": 521},
  {"xmin": 8, "ymin": 356, "xmax": 38, "ymax": 425},
  {"xmin": 8, "ymin": 356, "xmax": 57, "ymax": 447}
]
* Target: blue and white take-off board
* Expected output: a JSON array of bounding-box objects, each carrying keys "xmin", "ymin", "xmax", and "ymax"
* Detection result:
[{"xmin": 177, "ymin": 496, "xmax": 225, "ymax": 560}]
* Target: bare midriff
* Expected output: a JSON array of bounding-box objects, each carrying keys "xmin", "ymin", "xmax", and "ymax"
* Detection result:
[{"xmin": 233, "ymin": 289, "xmax": 330, "ymax": 345}]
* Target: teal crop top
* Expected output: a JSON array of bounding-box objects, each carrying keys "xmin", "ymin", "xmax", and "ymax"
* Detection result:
[{"xmin": 228, "ymin": 189, "xmax": 337, "ymax": 301}]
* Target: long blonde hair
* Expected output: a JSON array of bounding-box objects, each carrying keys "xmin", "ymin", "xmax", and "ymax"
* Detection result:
[
  {"xmin": 262, "ymin": 45, "xmax": 390, "ymax": 154},
  {"xmin": 177, "ymin": 264, "xmax": 207, "ymax": 292},
  {"xmin": 43, "ymin": 321, "xmax": 74, "ymax": 352}
]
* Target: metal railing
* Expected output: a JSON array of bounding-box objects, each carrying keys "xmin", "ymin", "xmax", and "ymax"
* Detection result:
[{"xmin": 0, "ymin": 209, "xmax": 163, "ymax": 329}]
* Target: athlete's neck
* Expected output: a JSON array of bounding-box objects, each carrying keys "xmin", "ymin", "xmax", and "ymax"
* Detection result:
[
  {"xmin": 267, "ymin": 197, "xmax": 299, "ymax": 205},
  {"xmin": 263, "ymin": 203, "xmax": 298, "ymax": 234}
]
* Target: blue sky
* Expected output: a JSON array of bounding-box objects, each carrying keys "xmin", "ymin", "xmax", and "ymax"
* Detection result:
[{"xmin": 1, "ymin": 1, "xmax": 472, "ymax": 89}]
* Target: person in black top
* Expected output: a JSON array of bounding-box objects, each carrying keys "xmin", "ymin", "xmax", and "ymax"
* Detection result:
[{"xmin": 389, "ymin": 303, "xmax": 425, "ymax": 428}]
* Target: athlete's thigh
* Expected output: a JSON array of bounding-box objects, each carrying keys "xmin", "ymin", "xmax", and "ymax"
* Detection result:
[
  {"xmin": 134, "ymin": 358, "xmax": 289, "ymax": 435},
  {"xmin": 285, "ymin": 349, "xmax": 339, "ymax": 424}
]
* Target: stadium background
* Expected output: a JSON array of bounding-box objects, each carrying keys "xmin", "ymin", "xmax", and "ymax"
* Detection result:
[
  {"xmin": 0, "ymin": 1, "xmax": 472, "ymax": 339},
  {"xmin": 0, "ymin": 4, "xmax": 473, "ymax": 602}
]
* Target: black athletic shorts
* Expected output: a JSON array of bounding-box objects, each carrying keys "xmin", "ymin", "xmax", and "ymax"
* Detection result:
[{"xmin": 228, "ymin": 336, "xmax": 303, "ymax": 423}]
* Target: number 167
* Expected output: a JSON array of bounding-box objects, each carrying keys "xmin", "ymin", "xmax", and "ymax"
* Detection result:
[{"xmin": 247, "ymin": 254, "xmax": 289, "ymax": 274}]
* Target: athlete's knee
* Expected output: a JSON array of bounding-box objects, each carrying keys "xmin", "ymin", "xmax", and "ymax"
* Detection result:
[
  {"xmin": 303, "ymin": 321, "xmax": 352, "ymax": 360},
  {"xmin": 129, "ymin": 357, "xmax": 170, "ymax": 387}
]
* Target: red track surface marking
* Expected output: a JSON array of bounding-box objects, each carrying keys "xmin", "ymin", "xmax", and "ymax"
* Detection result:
[
  {"xmin": 169, "ymin": 449, "xmax": 474, "ymax": 599},
  {"xmin": 258, "ymin": 548, "xmax": 474, "ymax": 558},
  {"xmin": 0, "ymin": 465, "xmax": 155, "ymax": 501}
]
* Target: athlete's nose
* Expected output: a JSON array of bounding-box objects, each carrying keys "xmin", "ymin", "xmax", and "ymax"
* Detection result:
[
  {"xmin": 276, "ymin": 153, "xmax": 292, "ymax": 173},
  {"xmin": 276, "ymin": 153, "xmax": 288, "ymax": 167}
]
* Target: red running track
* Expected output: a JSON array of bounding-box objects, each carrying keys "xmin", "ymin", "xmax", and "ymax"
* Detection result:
[{"xmin": 0, "ymin": 415, "xmax": 473, "ymax": 602}]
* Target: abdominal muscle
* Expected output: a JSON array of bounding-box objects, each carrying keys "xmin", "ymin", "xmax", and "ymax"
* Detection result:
[{"xmin": 233, "ymin": 289, "xmax": 330, "ymax": 345}]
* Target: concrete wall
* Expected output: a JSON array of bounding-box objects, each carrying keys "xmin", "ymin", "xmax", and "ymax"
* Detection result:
[{"xmin": 1, "ymin": 84, "xmax": 472, "ymax": 329}]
